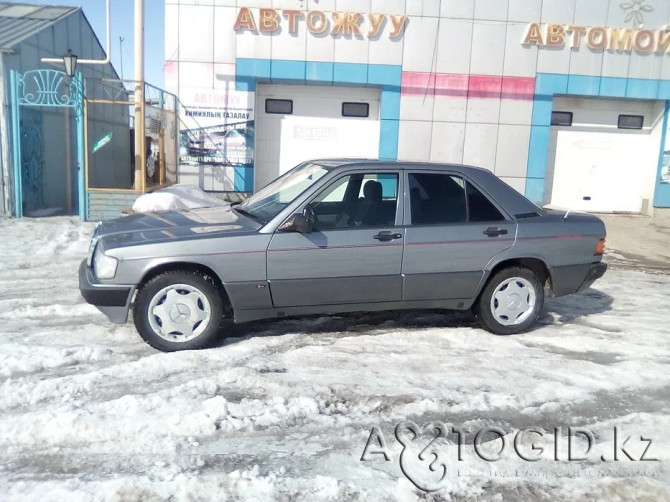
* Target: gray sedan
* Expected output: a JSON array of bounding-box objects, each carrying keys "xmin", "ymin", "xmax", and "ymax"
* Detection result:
[{"xmin": 79, "ymin": 160, "xmax": 607, "ymax": 351}]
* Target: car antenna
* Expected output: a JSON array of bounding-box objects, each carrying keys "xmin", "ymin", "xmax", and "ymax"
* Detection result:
[{"xmin": 564, "ymin": 165, "xmax": 595, "ymax": 221}]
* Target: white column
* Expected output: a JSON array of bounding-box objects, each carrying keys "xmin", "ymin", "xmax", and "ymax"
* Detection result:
[{"xmin": 134, "ymin": 0, "xmax": 145, "ymax": 190}]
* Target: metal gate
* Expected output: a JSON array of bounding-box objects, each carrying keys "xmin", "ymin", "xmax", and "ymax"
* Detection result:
[{"xmin": 10, "ymin": 69, "xmax": 85, "ymax": 219}]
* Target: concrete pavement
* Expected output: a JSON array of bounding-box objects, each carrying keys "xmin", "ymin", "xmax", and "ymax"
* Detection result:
[{"xmin": 597, "ymin": 209, "xmax": 670, "ymax": 271}]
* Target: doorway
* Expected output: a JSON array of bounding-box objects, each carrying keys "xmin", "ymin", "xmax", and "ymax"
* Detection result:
[{"xmin": 10, "ymin": 69, "xmax": 85, "ymax": 218}]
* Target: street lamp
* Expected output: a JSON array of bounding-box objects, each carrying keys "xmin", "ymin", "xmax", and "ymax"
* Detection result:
[{"xmin": 62, "ymin": 49, "xmax": 78, "ymax": 77}]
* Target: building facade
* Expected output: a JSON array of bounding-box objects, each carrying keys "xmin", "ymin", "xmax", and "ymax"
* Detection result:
[{"xmin": 166, "ymin": 0, "xmax": 670, "ymax": 213}]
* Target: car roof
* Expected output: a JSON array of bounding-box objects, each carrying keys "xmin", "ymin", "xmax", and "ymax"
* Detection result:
[{"xmin": 311, "ymin": 158, "xmax": 491, "ymax": 175}]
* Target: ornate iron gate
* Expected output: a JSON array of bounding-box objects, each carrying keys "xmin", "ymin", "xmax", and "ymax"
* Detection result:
[
  {"xmin": 19, "ymin": 109, "xmax": 44, "ymax": 213},
  {"xmin": 10, "ymin": 69, "xmax": 85, "ymax": 219}
]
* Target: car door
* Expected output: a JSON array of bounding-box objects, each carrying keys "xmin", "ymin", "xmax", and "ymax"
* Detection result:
[
  {"xmin": 401, "ymin": 170, "xmax": 516, "ymax": 301},
  {"xmin": 267, "ymin": 171, "xmax": 404, "ymax": 307}
]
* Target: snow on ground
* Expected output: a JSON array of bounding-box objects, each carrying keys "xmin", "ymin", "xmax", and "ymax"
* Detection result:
[{"xmin": 0, "ymin": 216, "xmax": 668, "ymax": 501}]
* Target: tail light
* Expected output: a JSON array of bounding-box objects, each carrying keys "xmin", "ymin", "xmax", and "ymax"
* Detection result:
[{"xmin": 594, "ymin": 238, "xmax": 606, "ymax": 256}]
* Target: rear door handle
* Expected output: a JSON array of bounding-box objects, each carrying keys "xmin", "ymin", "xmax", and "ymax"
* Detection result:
[
  {"xmin": 373, "ymin": 231, "xmax": 402, "ymax": 242},
  {"xmin": 483, "ymin": 227, "xmax": 508, "ymax": 237}
]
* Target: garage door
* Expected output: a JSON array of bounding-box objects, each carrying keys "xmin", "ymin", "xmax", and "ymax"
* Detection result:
[
  {"xmin": 547, "ymin": 97, "xmax": 664, "ymax": 213},
  {"xmin": 254, "ymin": 84, "xmax": 380, "ymax": 191}
]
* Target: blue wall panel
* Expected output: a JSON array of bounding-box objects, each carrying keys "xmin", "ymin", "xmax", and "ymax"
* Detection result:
[
  {"xmin": 599, "ymin": 77, "xmax": 627, "ymax": 98},
  {"xmin": 305, "ymin": 62, "xmax": 333, "ymax": 83},
  {"xmin": 626, "ymin": 78, "xmax": 659, "ymax": 100},
  {"xmin": 653, "ymin": 101, "xmax": 670, "ymax": 208},
  {"xmin": 380, "ymin": 85, "xmax": 400, "ymax": 121},
  {"xmin": 526, "ymin": 125, "xmax": 550, "ymax": 179},
  {"xmin": 659, "ymin": 81, "xmax": 670, "ymax": 100},
  {"xmin": 525, "ymin": 178, "xmax": 546, "ymax": 204},
  {"xmin": 535, "ymin": 73, "xmax": 568, "ymax": 95},
  {"xmin": 233, "ymin": 166, "xmax": 254, "ymax": 192},
  {"xmin": 271, "ymin": 60, "xmax": 306, "ymax": 82},
  {"xmin": 567, "ymin": 75, "xmax": 600, "ymax": 96},
  {"xmin": 379, "ymin": 119, "xmax": 399, "ymax": 159},
  {"xmin": 333, "ymin": 62, "xmax": 368, "ymax": 85},
  {"xmin": 368, "ymin": 64, "xmax": 402, "ymax": 86}
]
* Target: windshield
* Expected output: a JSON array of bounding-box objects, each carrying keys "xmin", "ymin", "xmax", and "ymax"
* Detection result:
[{"xmin": 237, "ymin": 162, "xmax": 331, "ymax": 223}]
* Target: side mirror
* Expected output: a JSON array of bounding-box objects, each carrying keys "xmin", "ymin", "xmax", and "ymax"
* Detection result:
[
  {"xmin": 303, "ymin": 203, "xmax": 316, "ymax": 225},
  {"xmin": 278, "ymin": 213, "xmax": 313, "ymax": 233}
]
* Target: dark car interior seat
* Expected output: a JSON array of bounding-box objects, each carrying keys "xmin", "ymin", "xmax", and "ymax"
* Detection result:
[
  {"xmin": 350, "ymin": 180, "xmax": 389, "ymax": 226},
  {"xmin": 361, "ymin": 180, "xmax": 384, "ymax": 225},
  {"xmin": 428, "ymin": 177, "xmax": 466, "ymax": 223},
  {"xmin": 410, "ymin": 187, "xmax": 423, "ymax": 224},
  {"xmin": 410, "ymin": 174, "xmax": 467, "ymax": 225}
]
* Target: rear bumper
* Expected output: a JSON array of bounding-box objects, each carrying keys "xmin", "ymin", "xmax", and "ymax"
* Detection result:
[
  {"xmin": 79, "ymin": 260, "xmax": 134, "ymax": 324},
  {"xmin": 577, "ymin": 261, "xmax": 607, "ymax": 292},
  {"xmin": 551, "ymin": 261, "xmax": 607, "ymax": 296}
]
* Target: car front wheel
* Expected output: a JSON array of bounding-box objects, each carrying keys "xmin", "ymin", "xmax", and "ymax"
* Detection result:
[
  {"xmin": 133, "ymin": 270, "xmax": 224, "ymax": 351},
  {"xmin": 476, "ymin": 266, "xmax": 544, "ymax": 335}
]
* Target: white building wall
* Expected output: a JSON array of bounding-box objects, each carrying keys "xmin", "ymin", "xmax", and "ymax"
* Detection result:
[{"xmin": 167, "ymin": 0, "xmax": 670, "ymax": 209}]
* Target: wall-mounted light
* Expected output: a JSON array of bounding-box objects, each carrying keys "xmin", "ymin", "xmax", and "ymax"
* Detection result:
[{"xmin": 62, "ymin": 49, "xmax": 78, "ymax": 77}]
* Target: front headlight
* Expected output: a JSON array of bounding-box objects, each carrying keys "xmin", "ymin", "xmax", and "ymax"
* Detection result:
[
  {"xmin": 93, "ymin": 245, "xmax": 119, "ymax": 279},
  {"xmin": 86, "ymin": 222, "xmax": 102, "ymax": 267}
]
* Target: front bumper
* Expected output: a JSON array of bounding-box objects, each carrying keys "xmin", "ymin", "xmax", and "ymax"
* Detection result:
[{"xmin": 79, "ymin": 260, "xmax": 134, "ymax": 324}]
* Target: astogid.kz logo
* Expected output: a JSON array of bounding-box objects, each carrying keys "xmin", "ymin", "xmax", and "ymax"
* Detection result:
[{"xmin": 360, "ymin": 421, "xmax": 659, "ymax": 493}]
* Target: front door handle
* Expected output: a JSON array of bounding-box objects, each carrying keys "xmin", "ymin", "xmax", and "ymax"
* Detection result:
[
  {"xmin": 483, "ymin": 226, "xmax": 508, "ymax": 237},
  {"xmin": 373, "ymin": 231, "xmax": 402, "ymax": 242}
]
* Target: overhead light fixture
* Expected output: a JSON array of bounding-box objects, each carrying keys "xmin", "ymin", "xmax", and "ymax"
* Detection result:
[{"xmin": 62, "ymin": 49, "xmax": 78, "ymax": 77}]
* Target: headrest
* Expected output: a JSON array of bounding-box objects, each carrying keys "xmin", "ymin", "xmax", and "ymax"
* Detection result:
[{"xmin": 363, "ymin": 180, "xmax": 383, "ymax": 200}]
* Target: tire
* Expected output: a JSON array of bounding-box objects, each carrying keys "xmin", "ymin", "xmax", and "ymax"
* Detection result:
[
  {"xmin": 133, "ymin": 270, "xmax": 224, "ymax": 351},
  {"xmin": 475, "ymin": 266, "xmax": 544, "ymax": 335}
]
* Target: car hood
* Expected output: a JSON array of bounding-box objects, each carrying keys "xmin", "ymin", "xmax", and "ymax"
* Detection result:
[{"xmin": 97, "ymin": 205, "xmax": 262, "ymax": 250}]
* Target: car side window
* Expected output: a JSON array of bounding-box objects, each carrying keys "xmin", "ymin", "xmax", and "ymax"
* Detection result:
[
  {"xmin": 311, "ymin": 173, "xmax": 399, "ymax": 229},
  {"xmin": 408, "ymin": 173, "xmax": 507, "ymax": 225},
  {"xmin": 408, "ymin": 173, "xmax": 467, "ymax": 225},
  {"xmin": 466, "ymin": 181, "xmax": 505, "ymax": 222}
]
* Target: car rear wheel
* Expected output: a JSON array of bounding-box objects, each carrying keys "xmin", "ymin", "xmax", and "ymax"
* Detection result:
[
  {"xmin": 134, "ymin": 270, "xmax": 224, "ymax": 351},
  {"xmin": 475, "ymin": 266, "xmax": 544, "ymax": 335}
]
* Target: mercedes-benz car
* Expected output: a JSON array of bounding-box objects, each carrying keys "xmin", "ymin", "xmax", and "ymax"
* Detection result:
[{"xmin": 80, "ymin": 160, "xmax": 607, "ymax": 352}]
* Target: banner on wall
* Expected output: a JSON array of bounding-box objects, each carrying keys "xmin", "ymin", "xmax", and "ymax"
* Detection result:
[{"xmin": 178, "ymin": 87, "xmax": 255, "ymax": 170}]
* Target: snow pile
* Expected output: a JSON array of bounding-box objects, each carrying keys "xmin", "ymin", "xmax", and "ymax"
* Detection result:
[
  {"xmin": 0, "ymin": 216, "xmax": 668, "ymax": 500},
  {"xmin": 132, "ymin": 185, "xmax": 226, "ymax": 213}
]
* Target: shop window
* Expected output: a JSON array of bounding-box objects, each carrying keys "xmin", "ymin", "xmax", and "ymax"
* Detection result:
[
  {"xmin": 265, "ymin": 99, "xmax": 293, "ymax": 114},
  {"xmin": 550, "ymin": 111, "xmax": 573, "ymax": 126},
  {"xmin": 342, "ymin": 102, "xmax": 369, "ymax": 118},
  {"xmin": 618, "ymin": 114, "xmax": 643, "ymax": 130}
]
